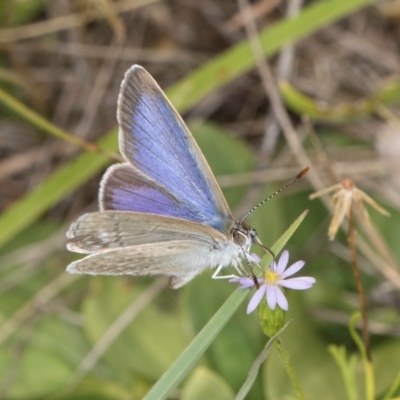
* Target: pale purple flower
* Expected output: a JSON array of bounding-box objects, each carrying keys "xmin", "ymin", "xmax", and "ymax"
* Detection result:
[{"xmin": 230, "ymin": 250, "xmax": 316, "ymax": 313}]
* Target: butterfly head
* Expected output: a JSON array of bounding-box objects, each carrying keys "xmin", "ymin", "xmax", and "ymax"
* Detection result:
[{"xmin": 231, "ymin": 221, "xmax": 257, "ymax": 252}]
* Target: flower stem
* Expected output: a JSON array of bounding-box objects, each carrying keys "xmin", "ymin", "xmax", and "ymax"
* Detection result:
[
  {"xmin": 348, "ymin": 210, "xmax": 375, "ymax": 400},
  {"xmin": 274, "ymin": 339, "xmax": 307, "ymax": 400},
  {"xmin": 350, "ymin": 313, "xmax": 375, "ymax": 400},
  {"xmin": 347, "ymin": 208, "xmax": 371, "ymax": 361},
  {"xmin": 364, "ymin": 359, "xmax": 375, "ymax": 400}
]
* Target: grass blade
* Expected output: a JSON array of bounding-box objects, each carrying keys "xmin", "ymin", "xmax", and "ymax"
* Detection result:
[{"xmin": 235, "ymin": 321, "xmax": 290, "ymax": 400}]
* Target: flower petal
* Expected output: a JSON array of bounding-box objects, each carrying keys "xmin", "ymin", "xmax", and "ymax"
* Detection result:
[
  {"xmin": 280, "ymin": 277, "xmax": 316, "ymax": 290},
  {"xmin": 281, "ymin": 260, "xmax": 305, "ymax": 279},
  {"xmin": 276, "ymin": 250, "xmax": 289, "ymax": 274},
  {"xmin": 239, "ymin": 277, "xmax": 257, "ymax": 288},
  {"xmin": 247, "ymin": 285, "xmax": 267, "ymax": 314},
  {"xmin": 266, "ymin": 285, "xmax": 277, "ymax": 310},
  {"xmin": 246, "ymin": 278, "xmax": 264, "ymax": 289},
  {"xmin": 250, "ymin": 253, "xmax": 261, "ymax": 263},
  {"xmin": 275, "ymin": 286, "xmax": 288, "ymax": 310},
  {"xmin": 230, "ymin": 276, "xmax": 262, "ymax": 289}
]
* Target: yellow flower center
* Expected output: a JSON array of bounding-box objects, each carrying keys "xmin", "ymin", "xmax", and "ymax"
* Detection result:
[{"xmin": 264, "ymin": 269, "xmax": 280, "ymax": 285}]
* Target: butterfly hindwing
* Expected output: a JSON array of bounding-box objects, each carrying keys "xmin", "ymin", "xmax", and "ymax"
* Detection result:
[
  {"xmin": 100, "ymin": 163, "xmax": 228, "ymax": 227},
  {"xmin": 66, "ymin": 239, "xmax": 218, "ymax": 288}
]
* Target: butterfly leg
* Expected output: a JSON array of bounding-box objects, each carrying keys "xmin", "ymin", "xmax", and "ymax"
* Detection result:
[{"xmin": 211, "ymin": 264, "xmax": 242, "ymax": 280}]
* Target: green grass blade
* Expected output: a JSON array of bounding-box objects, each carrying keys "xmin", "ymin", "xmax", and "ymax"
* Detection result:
[
  {"xmin": 143, "ymin": 211, "xmax": 308, "ymax": 400},
  {"xmin": 235, "ymin": 321, "xmax": 291, "ymax": 400},
  {"xmin": 280, "ymin": 79, "xmax": 400, "ymax": 122}
]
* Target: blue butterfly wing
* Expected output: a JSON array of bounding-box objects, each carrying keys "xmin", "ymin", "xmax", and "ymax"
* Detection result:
[{"xmin": 100, "ymin": 65, "xmax": 233, "ymax": 233}]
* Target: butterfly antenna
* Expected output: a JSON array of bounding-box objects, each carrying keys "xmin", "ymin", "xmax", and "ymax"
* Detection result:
[
  {"xmin": 240, "ymin": 167, "xmax": 310, "ymax": 222},
  {"xmin": 256, "ymin": 237, "xmax": 276, "ymax": 259}
]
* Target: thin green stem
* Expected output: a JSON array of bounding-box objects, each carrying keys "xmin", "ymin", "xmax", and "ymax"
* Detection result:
[
  {"xmin": 364, "ymin": 360, "xmax": 375, "ymax": 400},
  {"xmin": 274, "ymin": 339, "xmax": 306, "ymax": 400},
  {"xmin": 383, "ymin": 371, "xmax": 400, "ymax": 400},
  {"xmin": 347, "ymin": 208, "xmax": 371, "ymax": 361},
  {"xmin": 349, "ymin": 314, "xmax": 375, "ymax": 400},
  {"xmin": 328, "ymin": 346, "xmax": 359, "ymax": 400}
]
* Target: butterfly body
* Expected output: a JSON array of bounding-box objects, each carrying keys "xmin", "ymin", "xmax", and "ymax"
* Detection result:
[{"xmin": 66, "ymin": 65, "xmax": 257, "ymax": 288}]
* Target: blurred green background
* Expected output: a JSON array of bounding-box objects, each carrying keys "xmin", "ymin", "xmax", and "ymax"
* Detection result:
[{"xmin": 0, "ymin": 0, "xmax": 399, "ymax": 399}]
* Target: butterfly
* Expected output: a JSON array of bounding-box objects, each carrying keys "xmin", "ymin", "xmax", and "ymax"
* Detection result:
[{"xmin": 66, "ymin": 65, "xmax": 307, "ymax": 288}]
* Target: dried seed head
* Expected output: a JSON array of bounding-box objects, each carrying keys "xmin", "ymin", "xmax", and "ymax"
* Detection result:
[{"xmin": 310, "ymin": 179, "xmax": 390, "ymax": 240}]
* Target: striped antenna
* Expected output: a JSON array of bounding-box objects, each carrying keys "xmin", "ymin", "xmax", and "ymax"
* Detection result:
[{"xmin": 240, "ymin": 167, "xmax": 310, "ymax": 222}]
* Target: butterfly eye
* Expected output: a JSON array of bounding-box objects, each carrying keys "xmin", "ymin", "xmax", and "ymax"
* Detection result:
[{"xmin": 232, "ymin": 229, "xmax": 247, "ymax": 246}]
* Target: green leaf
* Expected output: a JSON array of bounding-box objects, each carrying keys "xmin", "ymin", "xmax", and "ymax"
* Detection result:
[
  {"xmin": 0, "ymin": 317, "xmax": 89, "ymax": 398},
  {"xmin": 61, "ymin": 378, "xmax": 134, "ymax": 400},
  {"xmin": 181, "ymin": 367, "xmax": 235, "ymax": 400},
  {"xmin": 0, "ymin": 0, "xmax": 45, "ymax": 26}
]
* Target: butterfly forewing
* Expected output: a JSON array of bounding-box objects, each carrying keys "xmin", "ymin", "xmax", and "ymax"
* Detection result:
[
  {"xmin": 101, "ymin": 65, "xmax": 233, "ymax": 233},
  {"xmin": 67, "ymin": 211, "xmax": 229, "ymax": 254}
]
